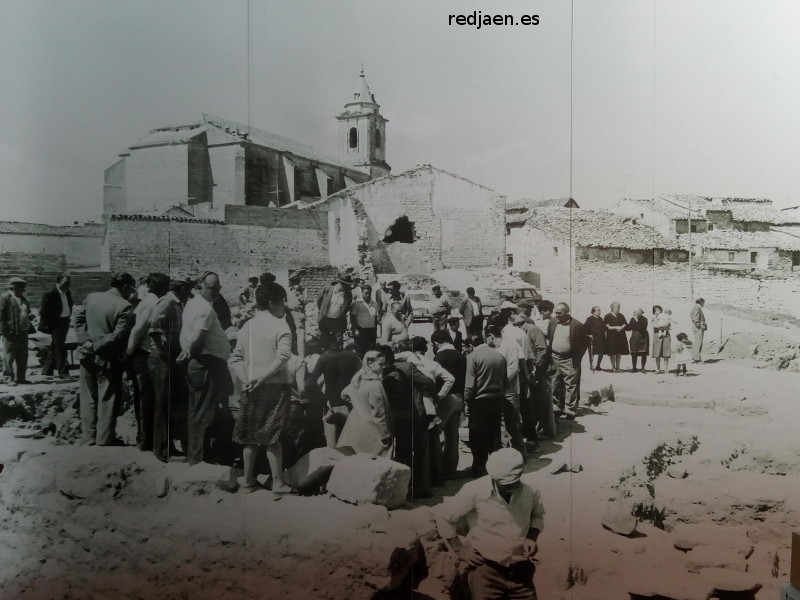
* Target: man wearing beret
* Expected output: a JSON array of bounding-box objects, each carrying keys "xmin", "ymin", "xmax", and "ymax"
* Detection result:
[
  {"xmin": 1, "ymin": 277, "xmax": 35, "ymax": 386},
  {"xmin": 436, "ymin": 448, "xmax": 545, "ymax": 600}
]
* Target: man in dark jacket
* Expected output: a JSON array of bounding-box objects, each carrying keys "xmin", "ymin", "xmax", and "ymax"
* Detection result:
[
  {"xmin": 39, "ymin": 273, "xmax": 74, "ymax": 378},
  {"xmin": 74, "ymin": 273, "xmax": 135, "ymax": 445},
  {"xmin": 1, "ymin": 277, "xmax": 34, "ymax": 385},
  {"xmin": 546, "ymin": 302, "xmax": 588, "ymax": 420},
  {"xmin": 310, "ymin": 331, "xmax": 361, "ymax": 447},
  {"xmin": 378, "ymin": 343, "xmax": 436, "ymax": 499},
  {"xmin": 432, "ymin": 330, "xmax": 467, "ymax": 478}
]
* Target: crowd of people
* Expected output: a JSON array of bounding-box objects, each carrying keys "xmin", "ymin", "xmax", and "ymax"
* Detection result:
[
  {"xmin": 0, "ymin": 271, "xmax": 718, "ymax": 600},
  {"xmin": 1, "ymin": 272, "xmax": 710, "ymax": 491},
  {"xmin": 584, "ymin": 299, "xmax": 707, "ymax": 376}
]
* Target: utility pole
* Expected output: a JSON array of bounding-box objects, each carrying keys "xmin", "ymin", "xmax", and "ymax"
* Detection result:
[{"xmin": 688, "ymin": 208, "xmax": 693, "ymax": 300}]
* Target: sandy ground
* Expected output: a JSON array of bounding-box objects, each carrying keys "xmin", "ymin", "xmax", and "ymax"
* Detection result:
[{"xmin": 1, "ymin": 288, "xmax": 798, "ymax": 600}]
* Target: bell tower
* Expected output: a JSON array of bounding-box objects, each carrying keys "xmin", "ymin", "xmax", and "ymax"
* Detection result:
[{"xmin": 337, "ymin": 68, "xmax": 390, "ymax": 178}]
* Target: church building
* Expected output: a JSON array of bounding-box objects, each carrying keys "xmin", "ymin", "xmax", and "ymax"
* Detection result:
[{"xmin": 103, "ymin": 69, "xmax": 390, "ymax": 216}]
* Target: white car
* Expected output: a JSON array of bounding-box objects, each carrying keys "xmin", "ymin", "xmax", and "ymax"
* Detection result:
[{"xmin": 405, "ymin": 290, "xmax": 433, "ymax": 322}]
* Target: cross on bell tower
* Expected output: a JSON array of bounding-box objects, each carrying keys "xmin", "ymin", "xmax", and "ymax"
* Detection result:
[{"xmin": 337, "ymin": 67, "xmax": 390, "ymax": 178}]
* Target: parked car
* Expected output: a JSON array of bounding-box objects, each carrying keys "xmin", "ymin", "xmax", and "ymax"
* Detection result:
[
  {"xmin": 405, "ymin": 290, "xmax": 433, "ymax": 322},
  {"xmin": 482, "ymin": 286, "xmax": 542, "ymax": 311}
]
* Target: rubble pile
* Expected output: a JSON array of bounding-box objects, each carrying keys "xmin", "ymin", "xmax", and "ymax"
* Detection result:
[{"xmin": 714, "ymin": 330, "xmax": 800, "ymax": 372}]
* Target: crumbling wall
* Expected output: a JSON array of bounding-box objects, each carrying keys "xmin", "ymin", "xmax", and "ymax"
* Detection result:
[
  {"xmin": 430, "ymin": 169, "xmax": 505, "ymax": 269},
  {"xmin": 328, "ymin": 166, "xmax": 505, "ymax": 276},
  {"xmin": 105, "ymin": 217, "xmax": 328, "ymax": 304}
]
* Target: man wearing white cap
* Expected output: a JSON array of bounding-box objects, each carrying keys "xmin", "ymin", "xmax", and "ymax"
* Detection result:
[{"xmin": 436, "ymin": 448, "xmax": 544, "ymax": 599}]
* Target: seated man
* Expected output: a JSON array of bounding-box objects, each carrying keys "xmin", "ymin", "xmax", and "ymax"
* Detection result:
[{"xmin": 436, "ymin": 448, "xmax": 544, "ymax": 600}]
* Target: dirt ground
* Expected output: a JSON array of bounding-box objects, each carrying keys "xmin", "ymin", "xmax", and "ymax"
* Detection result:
[{"xmin": 1, "ymin": 286, "xmax": 798, "ymax": 600}]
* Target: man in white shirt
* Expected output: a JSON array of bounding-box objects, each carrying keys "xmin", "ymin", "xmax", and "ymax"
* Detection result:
[
  {"xmin": 179, "ymin": 272, "xmax": 233, "ymax": 465},
  {"xmin": 503, "ymin": 314, "xmax": 536, "ymax": 450},
  {"xmin": 436, "ymin": 448, "xmax": 544, "ymax": 600}
]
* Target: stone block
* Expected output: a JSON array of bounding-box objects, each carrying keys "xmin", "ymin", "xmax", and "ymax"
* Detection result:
[
  {"xmin": 283, "ymin": 446, "xmax": 356, "ymax": 491},
  {"xmin": 684, "ymin": 545, "xmax": 747, "ymax": 573},
  {"xmin": 601, "ymin": 504, "xmax": 638, "ymax": 537},
  {"xmin": 672, "ymin": 524, "xmax": 753, "ymax": 558},
  {"xmin": 327, "ymin": 455, "xmax": 411, "ymax": 509},
  {"xmin": 697, "ymin": 567, "xmax": 762, "ymax": 596}
]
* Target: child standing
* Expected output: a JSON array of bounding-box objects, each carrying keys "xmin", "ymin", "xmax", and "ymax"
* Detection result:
[{"xmin": 673, "ymin": 332, "xmax": 692, "ymax": 376}]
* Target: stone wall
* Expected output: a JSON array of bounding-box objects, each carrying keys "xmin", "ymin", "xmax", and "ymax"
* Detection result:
[
  {"xmin": 324, "ymin": 166, "xmax": 505, "ymax": 276},
  {"xmin": 104, "ymin": 216, "xmax": 328, "ymax": 304},
  {"xmin": 0, "ymin": 253, "xmax": 66, "ymax": 302},
  {"xmin": 544, "ymin": 261, "xmax": 800, "ymax": 319},
  {"xmin": 0, "ymin": 235, "xmax": 102, "ymax": 268}
]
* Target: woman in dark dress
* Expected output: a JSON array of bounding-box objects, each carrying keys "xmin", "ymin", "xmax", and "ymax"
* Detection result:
[
  {"xmin": 626, "ymin": 308, "xmax": 650, "ymax": 373},
  {"xmin": 585, "ymin": 305, "xmax": 606, "ymax": 371},
  {"xmin": 604, "ymin": 301, "xmax": 629, "ymax": 373}
]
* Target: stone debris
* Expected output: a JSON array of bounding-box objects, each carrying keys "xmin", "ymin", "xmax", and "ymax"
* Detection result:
[
  {"xmin": 551, "ymin": 462, "xmax": 583, "ymax": 475},
  {"xmin": 327, "ymin": 454, "xmax": 411, "ymax": 509},
  {"xmin": 283, "ymin": 445, "xmax": 356, "ymax": 491},
  {"xmin": 601, "ymin": 505, "xmax": 639, "ymax": 537},
  {"xmin": 697, "ymin": 567, "xmax": 762, "ymax": 596},
  {"xmin": 153, "ymin": 474, "xmax": 170, "ymax": 498},
  {"xmin": 672, "ymin": 524, "xmax": 754, "ymax": 559},
  {"xmin": 628, "ymin": 575, "xmax": 712, "ymax": 600},
  {"xmin": 746, "ymin": 541, "xmax": 779, "ymax": 579},
  {"xmin": 683, "ymin": 545, "xmax": 747, "ymax": 573},
  {"xmin": 666, "ymin": 465, "xmax": 688, "ymax": 479}
]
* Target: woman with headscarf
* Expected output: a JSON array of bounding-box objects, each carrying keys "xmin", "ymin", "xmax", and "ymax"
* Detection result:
[
  {"xmin": 337, "ymin": 350, "xmax": 394, "ymax": 457},
  {"xmin": 627, "ymin": 308, "xmax": 649, "ymax": 373},
  {"xmin": 603, "ymin": 301, "xmax": 629, "ymax": 373},
  {"xmin": 350, "ymin": 285, "xmax": 377, "ymax": 358},
  {"xmin": 229, "ymin": 281, "xmax": 292, "ymax": 494},
  {"xmin": 584, "ymin": 306, "xmax": 606, "ymax": 371}
]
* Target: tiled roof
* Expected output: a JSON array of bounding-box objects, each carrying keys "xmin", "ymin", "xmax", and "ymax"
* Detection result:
[
  {"xmin": 507, "ymin": 197, "xmax": 578, "ymax": 211},
  {"xmin": 314, "ymin": 164, "xmax": 498, "ymax": 206},
  {"xmin": 202, "ymin": 114, "xmax": 360, "ymax": 172},
  {"xmin": 109, "ymin": 214, "xmax": 224, "ymax": 225},
  {"xmin": 618, "ymin": 195, "xmax": 795, "ymax": 224},
  {"xmin": 708, "ymin": 202, "xmax": 800, "ymax": 225},
  {"xmin": 130, "ymin": 124, "xmax": 207, "ymax": 149},
  {"xmin": 124, "ymin": 114, "xmax": 367, "ymax": 174},
  {"xmin": 678, "ymin": 230, "xmax": 800, "ymax": 251},
  {"xmin": 619, "ymin": 196, "xmax": 708, "ymax": 220},
  {"xmin": 521, "ymin": 208, "xmax": 678, "ymax": 250},
  {"xmin": 0, "ymin": 221, "xmax": 105, "ymax": 237}
]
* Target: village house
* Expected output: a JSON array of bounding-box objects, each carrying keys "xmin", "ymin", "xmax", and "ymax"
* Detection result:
[
  {"xmin": 103, "ymin": 69, "xmax": 387, "ymax": 217},
  {"xmin": 506, "ymin": 207, "xmax": 684, "ymax": 290},
  {"xmin": 677, "ymin": 230, "xmax": 800, "ymax": 272},
  {"xmin": 306, "ymin": 165, "xmax": 507, "ymax": 278},
  {"xmin": 612, "ymin": 195, "xmax": 800, "ymax": 272}
]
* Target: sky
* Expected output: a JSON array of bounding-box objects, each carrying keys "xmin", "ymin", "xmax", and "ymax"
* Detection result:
[{"xmin": 1, "ymin": 0, "xmax": 799, "ymax": 225}]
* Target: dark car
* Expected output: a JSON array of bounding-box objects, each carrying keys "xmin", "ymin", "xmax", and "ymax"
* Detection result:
[{"xmin": 482, "ymin": 286, "xmax": 542, "ymax": 311}]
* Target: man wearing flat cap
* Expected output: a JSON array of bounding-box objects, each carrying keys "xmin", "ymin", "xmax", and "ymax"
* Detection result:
[
  {"xmin": 1, "ymin": 277, "xmax": 35, "ymax": 385},
  {"xmin": 436, "ymin": 448, "xmax": 545, "ymax": 599}
]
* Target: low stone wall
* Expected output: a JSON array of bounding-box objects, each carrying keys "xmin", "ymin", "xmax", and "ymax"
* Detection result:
[{"xmin": 546, "ymin": 261, "xmax": 800, "ymax": 319}]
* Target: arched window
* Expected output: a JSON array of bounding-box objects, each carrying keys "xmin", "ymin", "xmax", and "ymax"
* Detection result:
[
  {"xmin": 374, "ymin": 128, "xmax": 381, "ymax": 148},
  {"xmin": 349, "ymin": 127, "xmax": 358, "ymax": 149}
]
